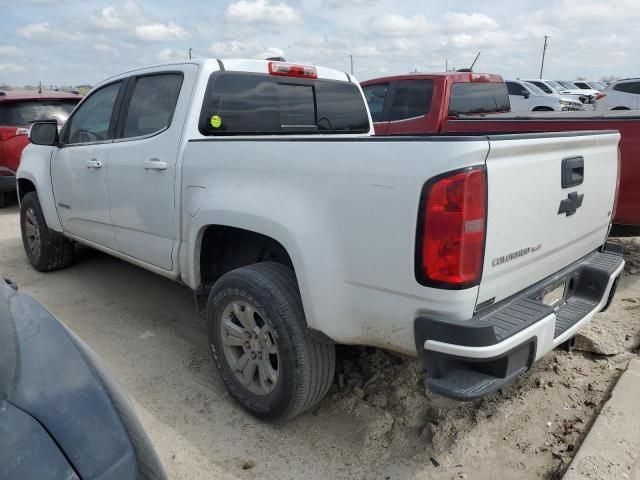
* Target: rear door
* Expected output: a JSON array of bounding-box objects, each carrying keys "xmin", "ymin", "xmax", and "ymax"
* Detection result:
[
  {"xmin": 478, "ymin": 132, "xmax": 620, "ymax": 306},
  {"xmin": 106, "ymin": 66, "xmax": 197, "ymax": 271}
]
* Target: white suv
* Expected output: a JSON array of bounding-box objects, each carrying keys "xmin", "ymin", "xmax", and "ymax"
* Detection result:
[
  {"xmin": 506, "ymin": 80, "xmax": 583, "ymax": 112},
  {"xmin": 595, "ymin": 79, "xmax": 640, "ymax": 111}
]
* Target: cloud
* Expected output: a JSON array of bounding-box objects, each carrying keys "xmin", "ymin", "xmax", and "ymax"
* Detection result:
[
  {"xmin": 90, "ymin": 6, "xmax": 127, "ymax": 30},
  {"xmin": 226, "ymin": 0, "xmax": 301, "ymax": 24},
  {"xmin": 0, "ymin": 45, "xmax": 22, "ymax": 56},
  {"xmin": 370, "ymin": 14, "xmax": 432, "ymax": 36},
  {"xmin": 17, "ymin": 22, "xmax": 80, "ymax": 41},
  {"xmin": 0, "ymin": 63, "xmax": 26, "ymax": 73},
  {"xmin": 441, "ymin": 12, "xmax": 498, "ymax": 32},
  {"xmin": 321, "ymin": 0, "xmax": 378, "ymax": 7},
  {"xmin": 135, "ymin": 22, "xmax": 189, "ymax": 41},
  {"xmin": 209, "ymin": 40, "xmax": 284, "ymax": 59}
]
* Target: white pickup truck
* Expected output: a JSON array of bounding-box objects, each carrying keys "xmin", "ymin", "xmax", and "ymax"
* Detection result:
[{"xmin": 17, "ymin": 59, "xmax": 624, "ymax": 421}]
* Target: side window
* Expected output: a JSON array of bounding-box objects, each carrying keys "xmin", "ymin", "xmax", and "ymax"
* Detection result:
[
  {"xmin": 388, "ymin": 80, "xmax": 433, "ymax": 121},
  {"xmin": 362, "ymin": 83, "xmax": 389, "ymax": 122},
  {"xmin": 121, "ymin": 73, "xmax": 183, "ymax": 138},
  {"xmin": 613, "ymin": 81, "xmax": 640, "ymax": 94},
  {"xmin": 506, "ymin": 82, "xmax": 526, "ymax": 96},
  {"xmin": 531, "ymin": 81, "xmax": 552, "ymax": 94},
  {"xmin": 66, "ymin": 82, "xmax": 121, "ymax": 144}
]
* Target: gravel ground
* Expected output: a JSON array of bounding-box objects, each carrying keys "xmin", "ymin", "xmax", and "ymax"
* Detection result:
[{"xmin": 1, "ymin": 202, "xmax": 638, "ymax": 480}]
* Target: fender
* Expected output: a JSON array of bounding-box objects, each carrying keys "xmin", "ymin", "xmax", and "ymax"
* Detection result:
[
  {"xmin": 16, "ymin": 144, "xmax": 63, "ymax": 233},
  {"xmin": 181, "ymin": 207, "xmax": 322, "ymax": 331}
]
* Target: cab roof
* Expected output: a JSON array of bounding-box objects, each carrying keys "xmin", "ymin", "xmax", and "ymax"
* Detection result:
[
  {"xmin": 100, "ymin": 58, "xmax": 355, "ymax": 86},
  {"xmin": 0, "ymin": 90, "xmax": 82, "ymax": 103},
  {"xmin": 361, "ymin": 72, "xmax": 504, "ymax": 86}
]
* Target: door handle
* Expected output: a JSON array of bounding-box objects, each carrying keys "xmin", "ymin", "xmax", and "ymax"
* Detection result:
[
  {"xmin": 143, "ymin": 158, "xmax": 168, "ymax": 171},
  {"xmin": 86, "ymin": 159, "xmax": 102, "ymax": 169},
  {"xmin": 561, "ymin": 156, "xmax": 584, "ymax": 188}
]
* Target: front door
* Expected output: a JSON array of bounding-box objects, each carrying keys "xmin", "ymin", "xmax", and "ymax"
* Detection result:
[
  {"xmin": 51, "ymin": 81, "xmax": 123, "ymax": 249},
  {"xmin": 106, "ymin": 66, "xmax": 197, "ymax": 270}
]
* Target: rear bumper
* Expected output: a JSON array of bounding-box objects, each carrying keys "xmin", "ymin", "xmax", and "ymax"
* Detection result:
[{"xmin": 415, "ymin": 242, "xmax": 624, "ymax": 401}]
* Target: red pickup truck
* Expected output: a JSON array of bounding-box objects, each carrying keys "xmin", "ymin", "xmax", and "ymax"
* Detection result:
[
  {"xmin": 361, "ymin": 73, "xmax": 639, "ymax": 234},
  {"xmin": 0, "ymin": 90, "xmax": 81, "ymax": 207}
]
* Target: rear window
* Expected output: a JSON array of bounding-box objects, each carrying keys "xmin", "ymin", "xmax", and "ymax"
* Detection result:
[
  {"xmin": 199, "ymin": 72, "xmax": 370, "ymax": 135},
  {"xmin": 448, "ymin": 83, "xmax": 510, "ymax": 116},
  {"xmin": 0, "ymin": 99, "xmax": 79, "ymax": 126}
]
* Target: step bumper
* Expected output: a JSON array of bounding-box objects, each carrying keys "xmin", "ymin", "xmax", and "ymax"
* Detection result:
[{"xmin": 416, "ymin": 243, "xmax": 625, "ymax": 401}]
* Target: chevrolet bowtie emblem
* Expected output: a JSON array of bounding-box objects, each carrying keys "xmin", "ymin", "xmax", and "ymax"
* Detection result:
[{"xmin": 558, "ymin": 192, "xmax": 584, "ymax": 216}]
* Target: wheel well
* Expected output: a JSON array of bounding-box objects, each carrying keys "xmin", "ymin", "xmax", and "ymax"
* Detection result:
[
  {"xmin": 199, "ymin": 225, "xmax": 295, "ymax": 291},
  {"xmin": 17, "ymin": 179, "xmax": 36, "ymax": 201},
  {"xmin": 612, "ymin": 106, "xmax": 630, "ymax": 110},
  {"xmin": 532, "ymin": 106, "xmax": 554, "ymax": 111}
]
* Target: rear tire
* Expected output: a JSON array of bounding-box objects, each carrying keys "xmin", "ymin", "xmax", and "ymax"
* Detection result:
[
  {"xmin": 207, "ymin": 262, "xmax": 335, "ymax": 421},
  {"xmin": 20, "ymin": 192, "xmax": 75, "ymax": 272}
]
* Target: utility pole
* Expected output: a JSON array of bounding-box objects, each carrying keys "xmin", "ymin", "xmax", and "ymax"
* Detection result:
[
  {"xmin": 539, "ymin": 35, "xmax": 549, "ymax": 79},
  {"xmin": 349, "ymin": 55, "xmax": 353, "ymax": 75},
  {"xmin": 188, "ymin": 48, "xmax": 192, "ymax": 60},
  {"xmin": 445, "ymin": 59, "xmax": 448, "ymax": 71}
]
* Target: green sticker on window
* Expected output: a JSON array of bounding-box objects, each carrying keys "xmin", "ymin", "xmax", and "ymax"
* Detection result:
[{"xmin": 210, "ymin": 115, "xmax": 222, "ymax": 128}]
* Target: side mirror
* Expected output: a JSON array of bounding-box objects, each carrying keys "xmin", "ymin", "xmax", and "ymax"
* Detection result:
[
  {"xmin": 29, "ymin": 121, "xmax": 59, "ymax": 146},
  {"xmin": 522, "ymin": 91, "xmax": 530, "ymax": 99}
]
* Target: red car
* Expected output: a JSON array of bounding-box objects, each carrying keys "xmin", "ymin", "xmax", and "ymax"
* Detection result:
[
  {"xmin": 361, "ymin": 72, "xmax": 640, "ymax": 234},
  {"xmin": 0, "ymin": 90, "xmax": 81, "ymax": 207}
]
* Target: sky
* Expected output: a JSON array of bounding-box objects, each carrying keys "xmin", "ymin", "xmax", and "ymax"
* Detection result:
[{"xmin": 1, "ymin": 0, "xmax": 639, "ymax": 86}]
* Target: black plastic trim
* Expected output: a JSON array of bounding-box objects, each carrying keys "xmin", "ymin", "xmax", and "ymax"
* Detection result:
[
  {"xmin": 414, "ymin": 165, "xmax": 487, "ymax": 290},
  {"xmin": 415, "ymin": 243, "xmax": 624, "ymax": 351},
  {"xmin": 216, "ymin": 59, "xmax": 225, "ymax": 71}
]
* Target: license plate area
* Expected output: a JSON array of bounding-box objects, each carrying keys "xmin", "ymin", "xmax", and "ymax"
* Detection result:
[{"xmin": 541, "ymin": 280, "xmax": 567, "ymax": 308}]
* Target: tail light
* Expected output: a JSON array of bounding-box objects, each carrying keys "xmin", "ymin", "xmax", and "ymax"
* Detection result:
[
  {"xmin": 595, "ymin": 92, "xmax": 606, "ymax": 101},
  {"xmin": 416, "ymin": 166, "xmax": 487, "ymax": 289},
  {"xmin": 268, "ymin": 61, "xmax": 317, "ymax": 79}
]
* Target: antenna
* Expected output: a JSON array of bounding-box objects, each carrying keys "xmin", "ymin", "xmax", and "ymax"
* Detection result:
[
  {"xmin": 188, "ymin": 48, "xmax": 192, "ymax": 60},
  {"xmin": 456, "ymin": 51, "xmax": 481, "ymax": 73},
  {"xmin": 469, "ymin": 51, "xmax": 481, "ymax": 70}
]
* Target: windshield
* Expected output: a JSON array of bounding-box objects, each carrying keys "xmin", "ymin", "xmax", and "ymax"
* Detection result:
[
  {"xmin": 0, "ymin": 99, "xmax": 79, "ymax": 127},
  {"xmin": 523, "ymin": 82, "xmax": 546, "ymax": 95},
  {"xmin": 546, "ymin": 80, "xmax": 567, "ymax": 92},
  {"xmin": 590, "ymin": 81, "xmax": 605, "ymax": 90},
  {"xmin": 448, "ymin": 82, "xmax": 510, "ymax": 116}
]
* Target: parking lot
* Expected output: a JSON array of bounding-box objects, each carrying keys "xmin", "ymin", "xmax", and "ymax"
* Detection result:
[{"xmin": 1, "ymin": 201, "xmax": 638, "ymax": 480}]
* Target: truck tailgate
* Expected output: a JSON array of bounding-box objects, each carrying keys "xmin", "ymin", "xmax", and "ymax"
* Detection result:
[{"xmin": 478, "ymin": 131, "xmax": 620, "ymax": 306}]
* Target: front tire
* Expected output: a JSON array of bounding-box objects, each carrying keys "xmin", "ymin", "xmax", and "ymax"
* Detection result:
[
  {"xmin": 20, "ymin": 192, "xmax": 75, "ymax": 272},
  {"xmin": 207, "ymin": 262, "xmax": 335, "ymax": 421}
]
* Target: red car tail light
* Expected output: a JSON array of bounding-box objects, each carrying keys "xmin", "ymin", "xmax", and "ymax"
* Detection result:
[
  {"xmin": 595, "ymin": 92, "xmax": 606, "ymax": 101},
  {"xmin": 268, "ymin": 61, "xmax": 317, "ymax": 79},
  {"xmin": 416, "ymin": 166, "xmax": 487, "ymax": 289}
]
